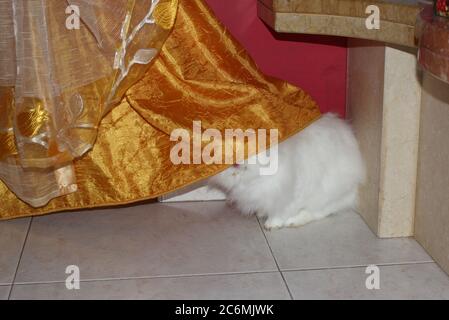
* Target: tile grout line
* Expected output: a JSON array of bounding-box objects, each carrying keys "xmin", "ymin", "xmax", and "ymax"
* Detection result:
[
  {"xmin": 13, "ymin": 270, "xmax": 282, "ymax": 286},
  {"xmin": 280, "ymin": 260, "xmax": 436, "ymax": 273},
  {"xmin": 256, "ymin": 217, "xmax": 294, "ymax": 300},
  {"xmin": 9, "ymin": 260, "xmax": 438, "ymax": 287},
  {"xmin": 8, "ymin": 217, "xmax": 33, "ymax": 300}
]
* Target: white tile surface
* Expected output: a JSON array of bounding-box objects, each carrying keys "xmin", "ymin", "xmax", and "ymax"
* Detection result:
[
  {"xmin": 0, "ymin": 218, "xmax": 30, "ymax": 284},
  {"xmin": 16, "ymin": 202, "xmax": 276, "ymax": 283},
  {"xmin": 264, "ymin": 211, "xmax": 432, "ymax": 271},
  {"xmin": 0, "ymin": 286, "xmax": 10, "ymax": 300},
  {"xmin": 284, "ymin": 263, "xmax": 449, "ymax": 300},
  {"xmin": 7, "ymin": 201, "xmax": 449, "ymax": 300},
  {"xmin": 10, "ymin": 272, "xmax": 290, "ymax": 300}
]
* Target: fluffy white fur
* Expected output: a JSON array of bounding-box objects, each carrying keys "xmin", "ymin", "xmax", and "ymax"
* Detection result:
[{"xmin": 209, "ymin": 113, "xmax": 365, "ymax": 230}]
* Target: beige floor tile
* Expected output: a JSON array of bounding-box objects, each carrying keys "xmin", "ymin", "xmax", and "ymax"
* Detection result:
[
  {"xmin": 16, "ymin": 202, "xmax": 276, "ymax": 283},
  {"xmin": 10, "ymin": 272, "xmax": 290, "ymax": 300},
  {"xmin": 0, "ymin": 286, "xmax": 10, "ymax": 300},
  {"xmin": 284, "ymin": 263, "xmax": 449, "ymax": 300},
  {"xmin": 0, "ymin": 218, "xmax": 30, "ymax": 284},
  {"xmin": 264, "ymin": 211, "xmax": 432, "ymax": 270}
]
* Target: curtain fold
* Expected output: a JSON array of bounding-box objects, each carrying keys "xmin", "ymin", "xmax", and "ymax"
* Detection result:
[{"xmin": 0, "ymin": 0, "xmax": 321, "ymax": 220}]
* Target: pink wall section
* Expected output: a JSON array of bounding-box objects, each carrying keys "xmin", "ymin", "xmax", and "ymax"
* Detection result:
[{"xmin": 204, "ymin": 0, "xmax": 348, "ymax": 116}]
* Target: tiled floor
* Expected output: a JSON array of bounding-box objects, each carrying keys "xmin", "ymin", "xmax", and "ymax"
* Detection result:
[{"xmin": 1, "ymin": 201, "xmax": 448, "ymax": 300}]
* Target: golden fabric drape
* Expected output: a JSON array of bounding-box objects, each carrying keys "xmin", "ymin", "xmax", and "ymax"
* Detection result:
[{"xmin": 0, "ymin": 0, "xmax": 321, "ymax": 220}]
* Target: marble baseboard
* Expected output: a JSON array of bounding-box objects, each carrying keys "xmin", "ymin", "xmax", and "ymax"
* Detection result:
[
  {"xmin": 415, "ymin": 73, "xmax": 449, "ymax": 276},
  {"xmin": 347, "ymin": 39, "xmax": 421, "ymax": 238}
]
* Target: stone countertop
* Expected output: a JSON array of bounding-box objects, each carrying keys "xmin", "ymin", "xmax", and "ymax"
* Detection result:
[{"xmin": 258, "ymin": 0, "xmax": 423, "ymax": 47}]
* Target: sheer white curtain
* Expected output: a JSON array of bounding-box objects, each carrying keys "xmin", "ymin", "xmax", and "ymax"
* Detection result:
[{"xmin": 0, "ymin": 0, "xmax": 175, "ymax": 207}]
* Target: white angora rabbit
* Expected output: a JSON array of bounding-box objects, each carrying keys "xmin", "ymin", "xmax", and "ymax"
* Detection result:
[{"xmin": 209, "ymin": 113, "xmax": 365, "ymax": 230}]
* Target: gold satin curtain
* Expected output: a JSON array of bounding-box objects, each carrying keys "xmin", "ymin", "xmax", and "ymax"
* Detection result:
[{"xmin": 0, "ymin": 0, "xmax": 321, "ymax": 220}]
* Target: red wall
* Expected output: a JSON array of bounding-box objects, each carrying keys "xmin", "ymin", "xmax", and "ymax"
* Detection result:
[{"xmin": 204, "ymin": 0, "xmax": 347, "ymax": 116}]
